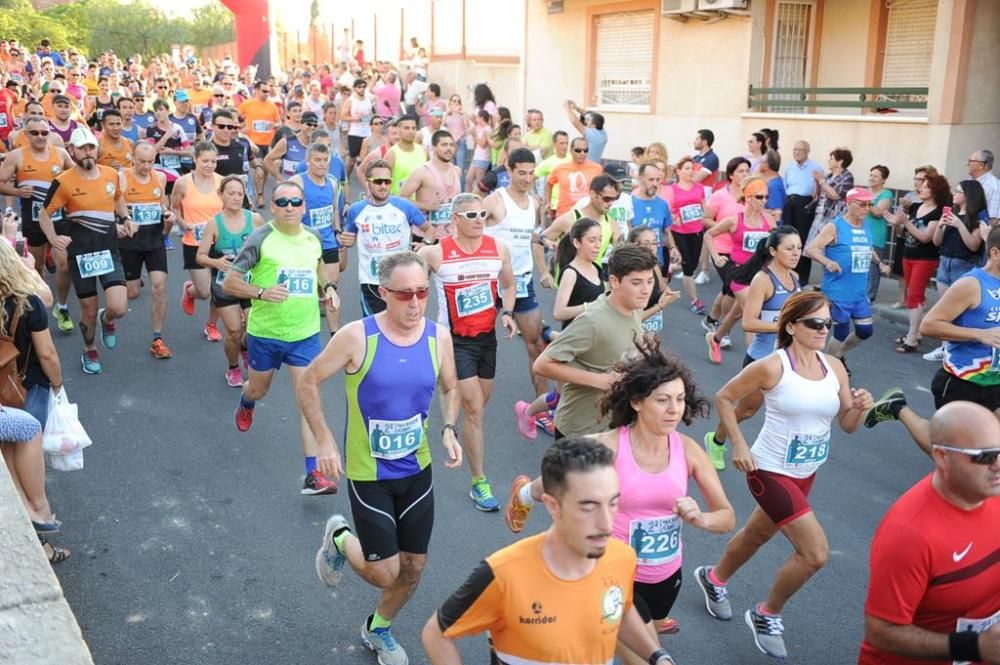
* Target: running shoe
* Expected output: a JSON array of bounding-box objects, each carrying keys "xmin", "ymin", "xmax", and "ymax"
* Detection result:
[
  {"xmin": 513, "ymin": 400, "xmax": 537, "ymax": 440},
  {"xmin": 204, "ymin": 322, "xmax": 222, "ymax": 342},
  {"xmin": 704, "ymin": 432, "xmax": 726, "ymax": 471},
  {"xmin": 701, "ymin": 316, "xmax": 719, "ymax": 333},
  {"xmin": 234, "ymin": 403, "xmax": 254, "ymax": 432},
  {"xmin": 225, "ymin": 367, "xmax": 243, "ymax": 388},
  {"xmin": 694, "ymin": 270, "xmax": 710, "ymax": 285},
  {"xmin": 922, "ymin": 346, "xmax": 945, "ymax": 362},
  {"xmin": 97, "ymin": 308, "xmax": 117, "ymax": 350},
  {"xmin": 657, "ymin": 617, "xmax": 680, "ymax": 634},
  {"xmin": 44, "ymin": 248, "xmax": 56, "ymax": 274},
  {"xmin": 865, "ymin": 388, "xmax": 906, "ymax": 429},
  {"xmin": 149, "ymin": 338, "xmax": 173, "ymax": 359},
  {"xmin": 745, "ymin": 605, "xmax": 787, "ymax": 659},
  {"xmin": 694, "ymin": 565, "xmax": 732, "ymax": 620},
  {"xmin": 505, "ymin": 475, "xmax": 533, "ymax": 533},
  {"xmin": 705, "ymin": 331, "xmax": 722, "ymax": 364},
  {"xmin": 52, "ymin": 306, "xmax": 74, "ymax": 333},
  {"xmin": 361, "ymin": 617, "xmax": 408, "ymax": 665},
  {"xmin": 81, "ymin": 350, "xmax": 103, "ymax": 375},
  {"xmin": 315, "ymin": 514, "xmax": 348, "ymax": 587},
  {"xmin": 535, "ymin": 411, "xmax": 557, "ymax": 437},
  {"xmin": 470, "ymin": 478, "xmax": 500, "ymax": 512},
  {"xmin": 163, "ymin": 235, "xmax": 176, "ymax": 250},
  {"xmin": 689, "ymin": 299, "xmax": 706, "ymax": 315},
  {"xmin": 180, "ymin": 280, "xmax": 195, "ymax": 316},
  {"xmin": 719, "ymin": 335, "xmax": 733, "ymax": 350},
  {"xmin": 302, "ymin": 469, "xmax": 338, "ymax": 495}
]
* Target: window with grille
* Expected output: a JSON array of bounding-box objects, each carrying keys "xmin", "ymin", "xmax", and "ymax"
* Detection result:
[
  {"xmin": 882, "ymin": 0, "xmax": 937, "ymax": 87},
  {"xmin": 770, "ymin": 1, "xmax": 814, "ymax": 113},
  {"xmin": 593, "ymin": 10, "xmax": 654, "ymax": 111}
]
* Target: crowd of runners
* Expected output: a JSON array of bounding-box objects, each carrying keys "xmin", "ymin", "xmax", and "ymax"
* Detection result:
[{"xmin": 0, "ymin": 36, "xmax": 998, "ymax": 665}]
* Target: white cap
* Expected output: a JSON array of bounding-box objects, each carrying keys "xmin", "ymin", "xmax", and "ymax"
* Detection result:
[{"xmin": 68, "ymin": 126, "xmax": 98, "ymax": 148}]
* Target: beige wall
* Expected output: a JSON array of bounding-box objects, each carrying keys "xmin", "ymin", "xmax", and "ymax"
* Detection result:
[{"xmin": 428, "ymin": 60, "xmax": 522, "ymax": 113}]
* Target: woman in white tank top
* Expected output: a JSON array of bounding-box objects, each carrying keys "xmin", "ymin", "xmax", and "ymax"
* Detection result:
[{"xmin": 692, "ymin": 291, "xmax": 875, "ymax": 660}]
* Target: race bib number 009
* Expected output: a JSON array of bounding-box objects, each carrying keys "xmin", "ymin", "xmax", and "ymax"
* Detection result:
[
  {"xmin": 368, "ymin": 414, "xmax": 423, "ymax": 460},
  {"xmin": 455, "ymin": 281, "xmax": 494, "ymax": 317},
  {"xmin": 75, "ymin": 250, "xmax": 114, "ymax": 279},
  {"xmin": 629, "ymin": 515, "xmax": 681, "ymax": 566},
  {"xmin": 277, "ymin": 267, "xmax": 315, "ymax": 296}
]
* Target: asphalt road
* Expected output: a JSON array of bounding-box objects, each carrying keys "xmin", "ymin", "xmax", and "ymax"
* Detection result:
[{"xmin": 42, "ymin": 213, "xmax": 941, "ymax": 665}]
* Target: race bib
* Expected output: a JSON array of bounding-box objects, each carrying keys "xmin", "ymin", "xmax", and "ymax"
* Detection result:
[
  {"xmin": 742, "ymin": 231, "xmax": 769, "ymax": 254},
  {"xmin": 252, "ymin": 120, "xmax": 272, "ymax": 133},
  {"xmin": 368, "ymin": 414, "xmax": 423, "ymax": 460},
  {"xmin": 192, "ymin": 223, "xmax": 206, "ymax": 242},
  {"xmin": 784, "ymin": 431, "xmax": 830, "ymax": 468},
  {"xmin": 851, "ymin": 248, "xmax": 871, "ymax": 273},
  {"xmin": 309, "ymin": 205, "xmax": 334, "ymax": 229},
  {"xmin": 679, "ymin": 203, "xmax": 703, "ymax": 224},
  {"xmin": 515, "ymin": 274, "xmax": 530, "ymax": 299},
  {"xmin": 281, "ymin": 159, "xmax": 297, "ymax": 177},
  {"xmin": 990, "ymin": 347, "xmax": 1000, "ymax": 373},
  {"xmin": 629, "ymin": 515, "xmax": 681, "ymax": 566},
  {"xmin": 130, "ymin": 203, "xmax": 162, "ymax": 226},
  {"xmin": 75, "ymin": 250, "xmax": 114, "ymax": 279},
  {"xmin": 954, "ymin": 610, "xmax": 1000, "ymax": 665},
  {"xmin": 642, "ymin": 312, "xmax": 663, "ymax": 334},
  {"xmin": 0, "ymin": 114, "xmax": 7, "ymax": 128},
  {"xmin": 455, "ymin": 281, "xmax": 494, "ymax": 317},
  {"xmin": 31, "ymin": 200, "xmax": 62, "ymax": 223},
  {"xmin": 277, "ymin": 267, "xmax": 315, "ymax": 296},
  {"xmin": 430, "ymin": 201, "xmax": 452, "ymax": 225},
  {"xmin": 160, "ymin": 154, "xmax": 181, "ymax": 169}
]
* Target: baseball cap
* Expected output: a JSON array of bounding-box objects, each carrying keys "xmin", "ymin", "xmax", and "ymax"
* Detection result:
[
  {"xmin": 52, "ymin": 93, "xmax": 72, "ymax": 106},
  {"xmin": 846, "ymin": 187, "xmax": 875, "ymax": 203},
  {"xmin": 429, "ymin": 108, "xmax": 445, "ymax": 117},
  {"xmin": 603, "ymin": 163, "xmax": 629, "ymax": 182},
  {"xmin": 174, "ymin": 90, "xmax": 190, "ymax": 102},
  {"xmin": 477, "ymin": 169, "xmax": 498, "ymax": 194},
  {"xmin": 301, "ymin": 111, "xmax": 319, "ymax": 125},
  {"xmin": 69, "ymin": 126, "xmax": 98, "ymax": 148}
]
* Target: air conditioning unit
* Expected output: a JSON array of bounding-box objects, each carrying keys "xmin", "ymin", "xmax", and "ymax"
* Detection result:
[
  {"xmin": 662, "ymin": 0, "xmax": 697, "ymax": 14},
  {"xmin": 698, "ymin": 0, "xmax": 748, "ymax": 10}
]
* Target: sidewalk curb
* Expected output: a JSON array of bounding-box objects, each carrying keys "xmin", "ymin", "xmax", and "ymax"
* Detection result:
[{"xmin": 872, "ymin": 302, "xmax": 910, "ymax": 326}]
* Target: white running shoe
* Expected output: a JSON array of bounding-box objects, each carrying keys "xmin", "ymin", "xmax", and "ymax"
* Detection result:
[
  {"xmin": 922, "ymin": 346, "xmax": 945, "ymax": 362},
  {"xmin": 694, "ymin": 270, "xmax": 710, "ymax": 285}
]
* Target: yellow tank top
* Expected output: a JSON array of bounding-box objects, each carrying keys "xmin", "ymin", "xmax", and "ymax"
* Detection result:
[{"xmin": 390, "ymin": 143, "xmax": 427, "ymax": 196}]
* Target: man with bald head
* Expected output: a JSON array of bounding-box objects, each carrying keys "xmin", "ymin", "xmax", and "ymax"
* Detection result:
[
  {"xmin": 783, "ymin": 140, "xmax": 824, "ymax": 283},
  {"xmin": 860, "ymin": 401, "xmax": 1000, "ymax": 665}
]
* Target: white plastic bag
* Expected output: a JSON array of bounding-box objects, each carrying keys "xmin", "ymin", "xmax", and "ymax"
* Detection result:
[
  {"xmin": 46, "ymin": 448, "xmax": 84, "ymax": 471},
  {"xmin": 42, "ymin": 388, "xmax": 92, "ymax": 456}
]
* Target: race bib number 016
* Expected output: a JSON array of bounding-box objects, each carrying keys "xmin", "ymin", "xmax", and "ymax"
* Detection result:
[
  {"xmin": 75, "ymin": 250, "xmax": 114, "ymax": 279},
  {"xmin": 368, "ymin": 414, "xmax": 423, "ymax": 460},
  {"xmin": 629, "ymin": 515, "xmax": 681, "ymax": 566},
  {"xmin": 784, "ymin": 431, "xmax": 830, "ymax": 468},
  {"xmin": 277, "ymin": 267, "xmax": 315, "ymax": 296},
  {"xmin": 455, "ymin": 281, "xmax": 494, "ymax": 317}
]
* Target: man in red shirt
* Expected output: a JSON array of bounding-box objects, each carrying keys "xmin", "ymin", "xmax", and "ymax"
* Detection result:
[{"xmin": 860, "ymin": 401, "xmax": 1000, "ymax": 665}]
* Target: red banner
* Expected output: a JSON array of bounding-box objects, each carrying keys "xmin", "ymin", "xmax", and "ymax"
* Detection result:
[{"xmin": 218, "ymin": 0, "xmax": 272, "ymax": 79}]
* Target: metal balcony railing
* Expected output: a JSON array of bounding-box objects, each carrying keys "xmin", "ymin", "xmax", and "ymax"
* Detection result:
[{"xmin": 747, "ymin": 85, "xmax": 929, "ymax": 113}]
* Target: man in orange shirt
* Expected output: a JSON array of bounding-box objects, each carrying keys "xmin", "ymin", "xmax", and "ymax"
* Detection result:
[
  {"xmin": 422, "ymin": 438, "xmax": 676, "ymax": 665},
  {"xmin": 184, "ymin": 76, "xmax": 213, "ymax": 116},
  {"xmin": 545, "ymin": 137, "xmax": 603, "ymax": 217},
  {"xmin": 238, "ymin": 81, "xmax": 280, "ymax": 206}
]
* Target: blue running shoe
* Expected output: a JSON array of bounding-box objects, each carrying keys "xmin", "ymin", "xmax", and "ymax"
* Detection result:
[
  {"xmin": 470, "ymin": 478, "xmax": 500, "ymax": 512},
  {"xmin": 97, "ymin": 308, "xmax": 118, "ymax": 350}
]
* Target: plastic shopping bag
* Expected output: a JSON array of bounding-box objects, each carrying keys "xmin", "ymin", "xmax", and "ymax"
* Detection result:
[
  {"xmin": 42, "ymin": 388, "xmax": 92, "ymax": 456},
  {"xmin": 46, "ymin": 448, "xmax": 84, "ymax": 471}
]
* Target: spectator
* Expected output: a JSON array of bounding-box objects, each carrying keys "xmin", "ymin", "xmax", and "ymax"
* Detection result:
[
  {"xmin": 864, "ymin": 165, "xmax": 894, "ymax": 303},
  {"xmin": 692, "ymin": 129, "xmax": 720, "ymax": 185},
  {"xmin": 745, "ymin": 131, "xmax": 766, "ymax": 172},
  {"xmin": 759, "ymin": 149, "xmax": 785, "ymax": 221},
  {"xmin": 967, "ymin": 149, "xmax": 1000, "ymax": 223},
  {"xmin": 782, "ymin": 140, "xmax": 823, "ymax": 284},
  {"xmin": 808, "ymin": 147, "xmax": 855, "ymax": 244},
  {"xmin": 472, "ymin": 83, "xmax": 499, "ymax": 124},
  {"xmin": 401, "ymin": 70, "xmax": 427, "ymax": 118},
  {"xmin": 563, "ymin": 99, "xmax": 607, "ymax": 162}
]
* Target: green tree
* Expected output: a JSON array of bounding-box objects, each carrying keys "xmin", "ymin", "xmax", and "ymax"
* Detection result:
[{"xmin": 187, "ymin": 2, "xmax": 235, "ymax": 48}]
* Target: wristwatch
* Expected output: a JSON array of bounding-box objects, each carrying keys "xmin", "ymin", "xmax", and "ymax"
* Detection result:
[
  {"xmin": 442, "ymin": 423, "xmax": 459, "ymax": 436},
  {"xmin": 648, "ymin": 648, "xmax": 673, "ymax": 665},
  {"xmin": 324, "ymin": 282, "xmax": 338, "ymax": 292},
  {"xmin": 500, "ymin": 309, "xmax": 513, "ymax": 319},
  {"xmin": 256, "ymin": 287, "xmax": 265, "ymax": 299}
]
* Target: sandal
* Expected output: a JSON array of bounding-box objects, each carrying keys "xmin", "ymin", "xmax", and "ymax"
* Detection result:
[
  {"xmin": 895, "ymin": 342, "xmax": 919, "ymax": 353},
  {"xmin": 38, "ymin": 537, "xmax": 70, "ymax": 564},
  {"xmin": 894, "ymin": 335, "xmax": 921, "ymax": 345}
]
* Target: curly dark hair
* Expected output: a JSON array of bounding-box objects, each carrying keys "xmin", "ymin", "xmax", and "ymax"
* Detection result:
[
  {"xmin": 599, "ymin": 334, "xmax": 710, "ymax": 429},
  {"xmin": 923, "ymin": 173, "xmax": 953, "ymax": 209}
]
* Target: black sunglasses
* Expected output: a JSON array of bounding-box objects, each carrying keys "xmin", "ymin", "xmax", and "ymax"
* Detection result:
[
  {"xmin": 368, "ymin": 177, "xmax": 392, "ymax": 186},
  {"xmin": 750, "ymin": 194, "xmax": 768, "ymax": 200},
  {"xmin": 214, "ymin": 123, "xmax": 236, "ymax": 130},
  {"xmin": 599, "ymin": 194, "xmax": 618, "ymax": 203},
  {"xmin": 573, "ymin": 148, "xmax": 589, "ymax": 153},
  {"xmin": 273, "ymin": 197, "xmax": 304, "ymax": 208},
  {"xmin": 213, "ymin": 93, "xmax": 225, "ymax": 98},
  {"xmin": 932, "ymin": 444, "xmax": 1000, "ymax": 465},
  {"xmin": 796, "ymin": 317, "xmax": 834, "ymax": 331},
  {"xmin": 26, "ymin": 130, "xmax": 50, "ymax": 137}
]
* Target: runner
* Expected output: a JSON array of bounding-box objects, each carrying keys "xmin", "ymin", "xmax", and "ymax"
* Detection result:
[
  {"xmin": 552, "ymin": 217, "xmax": 606, "ymax": 328},
  {"xmin": 341, "ymin": 160, "xmax": 430, "ymax": 316},
  {"xmin": 384, "ymin": 115, "xmax": 427, "ymax": 196},
  {"xmin": 859, "ymin": 401, "xmax": 1000, "ymax": 665},
  {"xmin": 535, "ymin": 129, "xmax": 570, "ymax": 210},
  {"xmin": 170, "ymin": 142, "xmax": 223, "ymax": 341},
  {"xmin": 703, "ymin": 227, "xmax": 802, "ymax": 470},
  {"xmin": 263, "ymin": 108, "xmax": 313, "ymax": 183},
  {"xmin": 804, "ymin": 188, "xmax": 884, "ymax": 373},
  {"xmin": 864, "ymin": 226, "xmax": 1000, "ymax": 456},
  {"xmin": 704, "ymin": 176, "xmax": 775, "ymax": 364},
  {"xmin": 693, "ymin": 291, "xmax": 874, "ymax": 660},
  {"xmin": 626, "ymin": 226, "xmax": 682, "ymax": 337},
  {"xmin": 545, "ymin": 137, "xmax": 602, "ymax": 218},
  {"xmin": 423, "ymin": 438, "xmax": 677, "ymax": 665},
  {"xmin": 288, "ymin": 142, "xmax": 343, "ymax": 335},
  {"xmin": 169, "ymin": 90, "xmax": 202, "ymax": 174},
  {"xmin": 222, "ymin": 181, "xmax": 338, "ymax": 494},
  {"xmin": 506, "ymin": 338, "xmax": 733, "ymax": 654},
  {"xmin": 399, "ymin": 129, "xmax": 461, "ymax": 241},
  {"xmin": 302, "ymin": 251, "xmax": 463, "ymax": 665},
  {"xmin": 342, "ymin": 78, "xmax": 373, "ymax": 181},
  {"xmin": 145, "ymin": 99, "xmax": 190, "ymax": 180},
  {"xmin": 534, "ymin": 244, "xmax": 658, "ymax": 438},
  {"xmin": 664, "ymin": 156, "xmax": 710, "ymax": 314},
  {"xmin": 701, "ymin": 157, "xmax": 751, "ymax": 332},
  {"xmin": 417, "ymin": 192, "xmax": 517, "ymax": 511},
  {"xmin": 544, "ymin": 174, "xmax": 622, "ymax": 271},
  {"xmin": 482, "ymin": 147, "xmax": 549, "ymax": 396},
  {"xmin": 47, "ymin": 94, "xmax": 79, "ymax": 144},
  {"xmin": 0, "ymin": 115, "xmax": 74, "ymax": 332},
  {"xmin": 631, "ymin": 162, "xmax": 679, "ymax": 281},
  {"xmin": 196, "ymin": 175, "xmax": 264, "ymax": 386},
  {"xmin": 95, "ymin": 109, "xmax": 133, "ymax": 170},
  {"xmin": 39, "ymin": 127, "xmax": 135, "ymax": 375},
  {"xmin": 238, "ymin": 81, "xmax": 280, "ymax": 208},
  {"xmin": 116, "ymin": 142, "xmax": 175, "ymax": 359}
]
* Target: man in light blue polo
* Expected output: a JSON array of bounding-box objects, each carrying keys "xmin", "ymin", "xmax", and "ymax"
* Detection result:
[{"xmin": 782, "ymin": 140, "xmax": 824, "ymax": 283}]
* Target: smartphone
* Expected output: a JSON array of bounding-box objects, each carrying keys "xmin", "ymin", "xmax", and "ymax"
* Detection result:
[
  {"xmin": 15, "ymin": 236, "xmax": 26, "ymax": 257},
  {"xmin": 942, "ymin": 206, "xmax": 952, "ymax": 217}
]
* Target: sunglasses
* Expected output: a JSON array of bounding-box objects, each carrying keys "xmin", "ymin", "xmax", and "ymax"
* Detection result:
[
  {"xmin": 372, "ymin": 121, "xmax": 384, "ymax": 126},
  {"xmin": 573, "ymin": 148, "xmax": 589, "ymax": 153},
  {"xmin": 750, "ymin": 194, "xmax": 767, "ymax": 200},
  {"xmin": 796, "ymin": 317, "xmax": 834, "ymax": 331},
  {"xmin": 368, "ymin": 177, "xmax": 392, "ymax": 185},
  {"xmin": 273, "ymin": 197, "xmax": 304, "ymax": 208},
  {"xmin": 213, "ymin": 93, "xmax": 225, "ymax": 98},
  {"xmin": 214, "ymin": 123, "xmax": 236, "ymax": 130},
  {"xmin": 303, "ymin": 122, "xmax": 318, "ymax": 128},
  {"xmin": 383, "ymin": 286, "xmax": 430, "ymax": 301},
  {"xmin": 599, "ymin": 194, "xmax": 618, "ymax": 203},
  {"xmin": 456, "ymin": 210, "xmax": 489, "ymax": 220},
  {"xmin": 26, "ymin": 130, "xmax": 50, "ymax": 137},
  {"xmin": 932, "ymin": 444, "xmax": 1000, "ymax": 465}
]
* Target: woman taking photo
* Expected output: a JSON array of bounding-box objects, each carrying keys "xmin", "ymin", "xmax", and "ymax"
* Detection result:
[
  {"xmin": 195, "ymin": 176, "xmax": 264, "ymax": 387},
  {"xmin": 887, "ymin": 173, "xmax": 949, "ymax": 353},
  {"xmin": 694, "ymin": 291, "xmax": 873, "ymax": 660}
]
